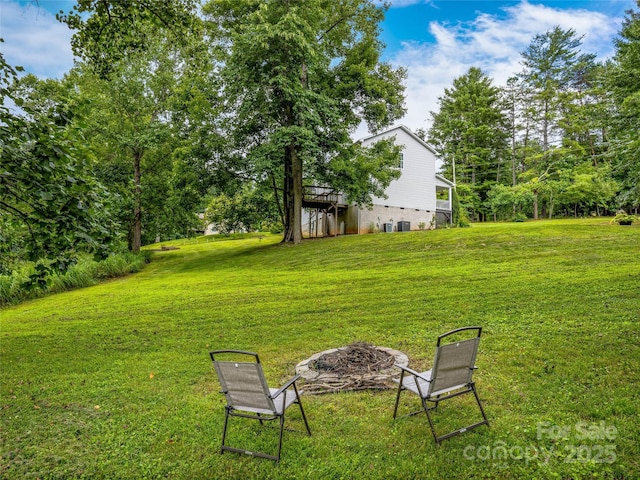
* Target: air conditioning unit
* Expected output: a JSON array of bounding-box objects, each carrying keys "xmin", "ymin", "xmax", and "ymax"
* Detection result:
[
  {"xmin": 383, "ymin": 223, "xmax": 393, "ymax": 233},
  {"xmin": 397, "ymin": 221, "xmax": 410, "ymax": 232}
]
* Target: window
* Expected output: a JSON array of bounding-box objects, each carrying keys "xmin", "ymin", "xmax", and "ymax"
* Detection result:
[{"xmin": 399, "ymin": 152, "xmax": 404, "ymax": 169}]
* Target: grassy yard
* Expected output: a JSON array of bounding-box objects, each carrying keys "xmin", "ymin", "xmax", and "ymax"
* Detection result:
[{"xmin": 1, "ymin": 219, "xmax": 638, "ymax": 479}]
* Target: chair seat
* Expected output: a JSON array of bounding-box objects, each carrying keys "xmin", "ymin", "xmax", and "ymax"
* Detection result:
[
  {"xmin": 393, "ymin": 370, "xmax": 471, "ymax": 398},
  {"xmin": 229, "ymin": 387, "xmax": 300, "ymax": 415},
  {"xmin": 270, "ymin": 388, "xmax": 299, "ymax": 414},
  {"xmin": 393, "ymin": 369, "xmax": 432, "ymax": 397}
]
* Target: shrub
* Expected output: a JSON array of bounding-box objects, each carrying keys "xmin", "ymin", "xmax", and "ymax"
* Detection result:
[
  {"xmin": 611, "ymin": 212, "xmax": 636, "ymax": 225},
  {"xmin": 0, "ymin": 252, "xmax": 150, "ymax": 306}
]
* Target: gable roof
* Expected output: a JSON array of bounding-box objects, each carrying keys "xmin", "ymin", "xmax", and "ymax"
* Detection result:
[{"xmin": 359, "ymin": 125, "xmax": 439, "ymax": 156}]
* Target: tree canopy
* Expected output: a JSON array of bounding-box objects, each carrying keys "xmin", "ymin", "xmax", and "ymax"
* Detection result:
[
  {"xmin": 204, "ymin": 0, "xmax": 407, "ymax": 243},
  {"xmin": 429, "ymin": 13, "xmax": 640, "ymax": 221}
]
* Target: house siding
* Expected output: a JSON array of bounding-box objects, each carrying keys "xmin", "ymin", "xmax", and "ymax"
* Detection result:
[
  {"xmin": 362, "ymin": 127, "xmax": 437, "ymax": 212},
  {"xmin": 356, "ymin": 206, "xmax": 434, "ymax": 233}
]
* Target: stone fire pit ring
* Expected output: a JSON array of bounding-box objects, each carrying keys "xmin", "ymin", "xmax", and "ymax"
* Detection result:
[{"xmin": 295, "ymin": 344, "xmax": 409, "ymax": 394}]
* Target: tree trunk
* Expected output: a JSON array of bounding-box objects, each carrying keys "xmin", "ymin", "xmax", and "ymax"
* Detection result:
[
  {"xmin": 132, "ymin": 150, "xmax": 143, "ymax": 253},
  {"xmin": 291, "ymin": 146, "xmax": 303, "ymax": 244},
  {"xmin": 282, "ymin": 145, "xmax": 294, "ymax": 242},
  {"xmin": 270, "ymin": 172, "xmax": 285, "ymax": 226},
  {"xmin": 533, "ymin": 189, "xmax": 539, "ymax": 220},
  {"xmin": 282, "ymin": 144, "xmax": 303, "ymax": 244},
  {"xmin": 511, "ymin": 102, "xmax": 517, "ymax": 186},
  {"xmin": 281, "ymin": 61, "xmax": 307, "ymax": 244}
]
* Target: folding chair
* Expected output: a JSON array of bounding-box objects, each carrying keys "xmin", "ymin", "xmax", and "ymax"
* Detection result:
[
  {"xmin": 209, "ymin": 350, "xmax": 311, "ymax": 463},
  {"xmin": 392, "ymin": 326, "xmax": 489, "ymax": 444}
]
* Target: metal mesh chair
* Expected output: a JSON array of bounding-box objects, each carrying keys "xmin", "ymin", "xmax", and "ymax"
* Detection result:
[
  {"xmin": 209, "ymin": 350, "xmax": 311, "ymax": 462},
  {"xmin": 392, "ymin": 326, "xmax": 489, "ymax": 443}
]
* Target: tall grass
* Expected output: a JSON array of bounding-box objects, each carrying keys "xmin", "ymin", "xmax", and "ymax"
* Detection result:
[
  {"xmin": 0, "ymin": 252, "xmax": 150, "ymax": 306},
  {"xmin": 1, "ymin": 219, "xmax": 638, "ymax": 479}
]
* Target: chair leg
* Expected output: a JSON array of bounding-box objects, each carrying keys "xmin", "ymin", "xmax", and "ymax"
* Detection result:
[
  {"xmin": 221, "ymin": 408, "xmax": 231, "ymax": 454},
  {"xmin": 293, "ymin": 383, "xmax": 312, "ymax": 435},
  {"xmin": 422, "ymin": 398, "xmax": 440, "ymax": 444},
  {"xmin": 392, "ymin": 376, "xmax": 405, "ymax": 419},
  {"xmin": 428, "ymin": 387, "xmax": 490, "ymax": 444},
  {"xmin": 472, "ymin": 384, "xmax": 489, "ymax": 426},
  {"xmin": 276, "ymin": 415, "xmax": 285, "ymax": 464}
]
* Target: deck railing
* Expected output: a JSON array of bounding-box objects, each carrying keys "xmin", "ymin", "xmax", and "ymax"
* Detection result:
[
  {"xmin": 303, "ymin": 186, "xmax": 345, "ymax": 205},
  {"xmin": 436, "ymin": 200, "xmax": 451, "ymax": 210}
]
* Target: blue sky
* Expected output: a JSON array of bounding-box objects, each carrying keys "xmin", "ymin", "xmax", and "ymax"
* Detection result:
[{"xmin": 1, "ymin": 0, "xmax": 636, "ymax": 134}]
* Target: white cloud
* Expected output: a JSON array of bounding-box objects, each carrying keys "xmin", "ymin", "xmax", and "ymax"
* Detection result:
[
  {"xmin": 1, "ymin": 1, "xmax": 75, "ymax": 79},
  {"xmin": 385, "ymin": 0, "xmax": 623, "ymax": 135},
  {"xmin": 383, "ymin": 0, "xmax": 434, "ymax": 6}
]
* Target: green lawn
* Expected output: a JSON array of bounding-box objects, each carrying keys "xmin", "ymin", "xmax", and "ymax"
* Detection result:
[{"xmin": 1, "ymin": 219, "xmax": 638, "ymax": 479}]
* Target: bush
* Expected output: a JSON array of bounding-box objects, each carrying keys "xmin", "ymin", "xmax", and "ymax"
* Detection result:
[
  {"xmin": 611, "ymin": 212, "xmax": 636, "ymax": 225},
  {"xmin": 0, "ymin": 252, "xmax": 150, "ymax": 306},
  {"xmin": 0, "ymin": 263, "xmax": 38, "ymax": 305}
]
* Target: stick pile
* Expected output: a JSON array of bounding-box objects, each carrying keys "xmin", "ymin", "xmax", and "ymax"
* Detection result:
[{"xmin": 304, "ymin": 342, "xmax": 396, "ymax": 394}]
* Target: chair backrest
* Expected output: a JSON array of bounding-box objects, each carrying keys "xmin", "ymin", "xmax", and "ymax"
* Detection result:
[
  {"xmin": 428, "ymin": 327, "xmax": 482, "ymax": 396},
  {"xmin": 210, "ymin": 350, "xmax": 276, "ymax": 414}
]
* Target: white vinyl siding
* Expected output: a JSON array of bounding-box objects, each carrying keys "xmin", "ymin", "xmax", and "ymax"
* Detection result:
[{"xmin": 362, "ymin": 126, "xmax": 437, "ymax": 212}]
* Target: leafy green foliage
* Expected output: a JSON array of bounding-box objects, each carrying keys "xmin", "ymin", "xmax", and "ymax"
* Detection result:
[
  {"xmin": 58, "ymin": 0, "xmax": 199, "ymax": 78},
  {"xmin": 63, "ymin": 35, "xmax": 215, "ymax": 250},
  {"xmin": 606, "ymin": 1, "xmax": 640, "ymax": 208},
  {"xmin": 204, "ymin": 184, "xmax": 279, "ymax": 234},
  {"xmin": 485, "ymin": 184, "xmax": 534, "ymax": 220},
  {"xmin": 0, "ymin": 251, "xmax": 149, "ymax": 306},
  {"xmin": 325, "ymin": 138, "xmax": 402, "ymax": 206},
  {"xmin": 1, "ymin": 68, "xmax": 112, "ymax": 279}
]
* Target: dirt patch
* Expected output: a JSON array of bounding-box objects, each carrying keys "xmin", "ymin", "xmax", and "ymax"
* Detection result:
[{"xmin": 149, "ymin": 246, "xmax": 180, "ymax": 251}]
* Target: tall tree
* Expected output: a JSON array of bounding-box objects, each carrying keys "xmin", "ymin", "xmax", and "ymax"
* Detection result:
[
  {"xmin": 517, "ymin": 26, "xmax": 602, "ymax": 218},
  {"xmin": 500, "ymin": 77, "xmax": 526, "ymax": 187},
  {"xmin": 60, "ymin": 2, "xmax": 221, "ymax": 250},
  {"xmin": 606, "ymin": 1, "xmax": 640, "ymax": 209},
  {"xmin": 428, "ymin": 67, "xmax": 509, "ymax": 220},
  {"xmin": 69, "ymin": 33, "xmax": 215, "ymax": 250},
  {"xmin": 518, "ymin": 27, "xmax": 595, "ymax": 153},
  {"xmin": 204, "ymin": 0, "xmax": 406, "ymax": 243}
]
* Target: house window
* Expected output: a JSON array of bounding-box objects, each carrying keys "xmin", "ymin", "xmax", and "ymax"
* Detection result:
[{"xmin": 398, "ymin": 152, "xmax": 404, "ymax": 169}]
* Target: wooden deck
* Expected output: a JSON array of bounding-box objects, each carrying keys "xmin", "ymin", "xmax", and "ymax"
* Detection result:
[{"xmin": 302, "ymin": 186, "xmax": 348, "ymax": 210}]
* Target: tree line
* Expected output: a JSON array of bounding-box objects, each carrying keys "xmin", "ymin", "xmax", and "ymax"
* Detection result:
[
  {"xmin": 1, "ymin": 0, "xmax": 638, "ymax": 280},
  {"xmin": 426, "ymin": 9, "xmax": 640, "ymax": 223}
]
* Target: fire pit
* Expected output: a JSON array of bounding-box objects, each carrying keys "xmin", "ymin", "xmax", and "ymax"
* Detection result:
[{"xmin": 295, "ymin": 341, "xmax": 408, "ymax": 394}]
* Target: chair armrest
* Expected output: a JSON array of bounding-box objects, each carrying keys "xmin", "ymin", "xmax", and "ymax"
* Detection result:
[
  {"xmin": 394, "ymin": 364, "xmax": 432, "ymax": 383},
  {"xmin": 271, "ymin": 374, "xmax": 301, "ymax": 399}
]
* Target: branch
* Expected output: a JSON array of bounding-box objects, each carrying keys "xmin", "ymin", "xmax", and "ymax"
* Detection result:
[
  {"xmin": 318, "ymin": 15, "xmax": 350, "ymax": 42},
  {"xmin": 0, "ymin": 201, "xmax": 39, "ymax": 249}
]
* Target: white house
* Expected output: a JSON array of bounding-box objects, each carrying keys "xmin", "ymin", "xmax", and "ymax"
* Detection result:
[{"xmin": 303, "ymin": 125, "xmax": 454, "ymax": 236}]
